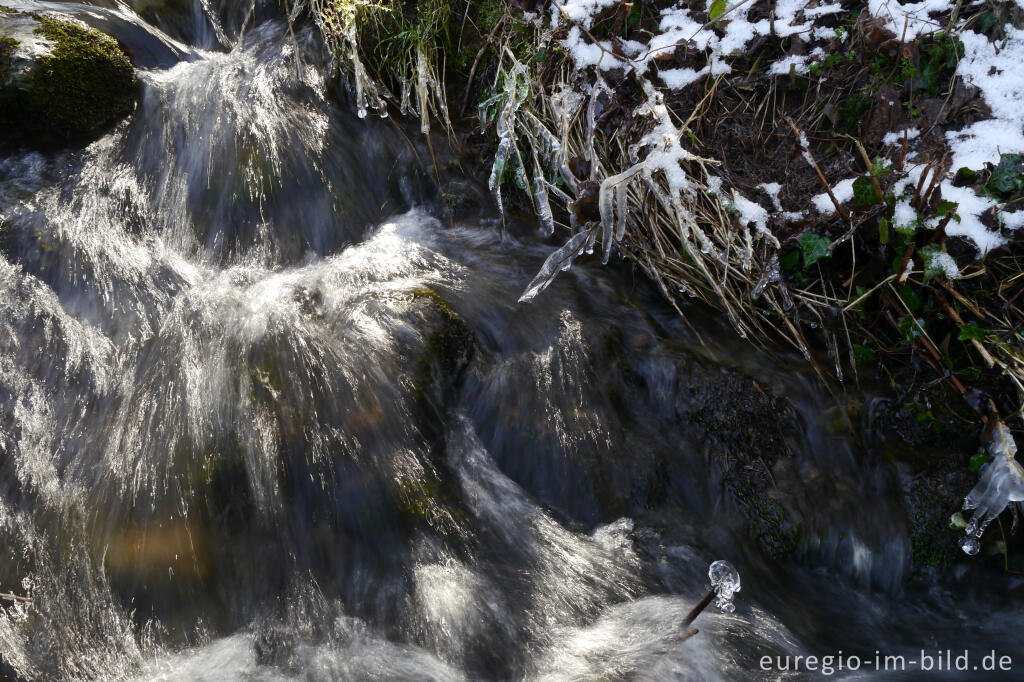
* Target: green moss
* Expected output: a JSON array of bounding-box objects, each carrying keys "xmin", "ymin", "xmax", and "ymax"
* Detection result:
[
  {"xmin": 28, "ymin": 16, "xmax": 135, "ymax": 134},
  {"xmin": 393, "ymin": 474, "xmax": 461, "ymax": 537},
  {"xmin": 411, "ymin": 287, "xmax": 474, "ymax": 376},
  {"xmin": 0, "ymin": 33, "xmax": 16, "ymax": 84},
  {"xmin": 405, "ymin": 288, "xmax": 474, "ymax": 417},
  {"xmin": 0, "ymin": 6, "xmax": 16, "ymax": 14}
]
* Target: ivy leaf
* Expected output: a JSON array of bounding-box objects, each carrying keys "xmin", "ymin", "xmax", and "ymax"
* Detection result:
[
  {"xmin": 709, "ymin": 0, "xmax": 727, "ymax": 21},
  {"xmin": 957, "ymin": 322, "xmax": 988, "ymax": 341},
  {"xmin": 871, "ymin": 158, "xmax": 891, "ymax": 177},
  {"xmin": 898, "ymin": 315, "xmax": 925, "ymax": 343},
  {"xmin": 797, "ymin": 232, "xmax": 831, "ymax": 268},
  {"xmin": 985, "ymin": 154, "xmax": 1023, "ymax": 196},
  {"xmin": 852, "ymin": 176, "xmax": 878, "ymax": 209},
  {"xmin": 853, "ymin": 344, "xmax": 877, "ymax": 365},
  {"xmin": 897, "ymin": 284, "xmax": 922, "ymax": 313},
  {"xmin": 779, "ymin": 249, "xmax": 800, "ymax": 271},
  {"xmin": 954, "ymin": 167, "xmax": 978, "ymax": 186},
  {"xmin": 919, "ymin": 243, "xmax": 948, "ymax": 282}
]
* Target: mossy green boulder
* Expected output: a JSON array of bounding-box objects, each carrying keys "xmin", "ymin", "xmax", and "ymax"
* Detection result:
[{"xmin": 0, "ymin": 8, "xmax": 136, "ymax": 145}]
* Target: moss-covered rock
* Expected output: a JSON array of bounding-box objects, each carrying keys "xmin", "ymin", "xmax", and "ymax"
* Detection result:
[
  {"xmin": 409, "ymin": 287, "xmax": 475, "ymax": 402},
  {"xmin": 0, "ymin": 9, "xmax": 136, "ymax": 145}
]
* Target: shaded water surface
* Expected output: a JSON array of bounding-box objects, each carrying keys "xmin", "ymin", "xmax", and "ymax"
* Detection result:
[{"xmin": 0, "ymin": 2, "xmax": 1022, "ymax": 680}]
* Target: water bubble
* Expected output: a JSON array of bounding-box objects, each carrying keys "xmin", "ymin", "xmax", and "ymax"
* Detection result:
[{"xmin": 708, "ymin": 560, "xmax": 741, "ymax": 613}]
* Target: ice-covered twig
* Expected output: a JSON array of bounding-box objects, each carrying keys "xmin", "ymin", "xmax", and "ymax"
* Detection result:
[
  {"xmin": 683, "ymin": 560, "xmax": 742, "ymax": 626},
  {"xmin": 0, "ymin": 592, "xmax": 31, "ymax": 603},
  {"xmin": 960, "ymin": 420, "xmax": 1024, "ymax": 555},
  {"xmin": 518, "ymin": 228, "xmax": 595, "ymax": 302}
]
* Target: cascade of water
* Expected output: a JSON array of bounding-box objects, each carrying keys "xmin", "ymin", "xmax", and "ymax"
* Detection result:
[{"xmin": 0, "ymin": 3, "xmax": 1022, "ymax": 681}]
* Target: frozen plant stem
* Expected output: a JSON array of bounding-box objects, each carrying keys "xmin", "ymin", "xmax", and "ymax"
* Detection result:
[{"xmin": 683, "ymin": 589, "xmax": 716, "ymax": 626}]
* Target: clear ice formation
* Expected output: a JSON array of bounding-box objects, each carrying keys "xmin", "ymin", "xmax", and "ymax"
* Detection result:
[
  {"xmin": 960, "ymin": 420, "xmax": 1024, "ymax": 555},
  {"xmin": 708, "ymin": 560, "xmax": 741, "ymax": 613}
]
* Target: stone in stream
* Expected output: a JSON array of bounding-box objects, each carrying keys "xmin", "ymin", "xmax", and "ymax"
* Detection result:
[{"xmin": 0, "ymin": 7, "xmax": 136, "ymax": 146}]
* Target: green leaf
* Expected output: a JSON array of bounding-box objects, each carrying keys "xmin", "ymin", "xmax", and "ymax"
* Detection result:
[
  {"xmin": 849, "ymin": 285, "xmax": 871, "ymax": 318},
  {"xmin": 852, "ymin": 176, "xmax": 878, "ymax": 209},
  {"xmin": 897, "ymin": 284, "xmax": 922, "ymax": 313},
  {"xmin": 958, "ymin": 366, "xmax": 982, "ymax": 382},
  {"xmin": 892, "ymin": 254, "xmax": 904, "ymax": 275},
  {"xmin": 779, "ymin": 249, "xmax": 800, "ymax": 271},
  {"xmin": 871, "ymin": 158, "xmax": 892, "ymax": 177},
  {"xmin": 935, "ymin": 201, "xmax": 957, "ymax": 218},
  {"xmin": 919, "ymin": 243, "xmax": 952, "ymax": 282},
  {"xmin": 985, "ymin": 153, "xmax": 1024, "ymax": 196},
  {"xmin": 898, "ymin": 314, "xmax": 925, "ymax": 343},
  {"xmin": 957, "ymin": 322, "xmax": 988, "ymax": 341},
  {"xmin": 797, "ymin": 232, "xmax": 831, "ymax": 268},
  {"xmin": 969, "ymin": 452, "xmax": 992, "ymax": 472},
  {"xmin": 919, "ymin": 62, "xmax": 940, "ymax": 95},
  {"xmin": 709, "ymin": 0, "xmax": 727, "ymax": 21},
  {"xmin": 954, "ymin": 167, "xmax": 979, "ymax": 185},
  {"xmin": 878, "ymin": 217, "xmax": 890, "ymax": 245},
  {"xmin": 853, "ymin": 344, "xmax": 877, "ymax": 365}
]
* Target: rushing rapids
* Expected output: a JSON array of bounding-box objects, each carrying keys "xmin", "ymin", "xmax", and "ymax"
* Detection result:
[{"xmin": 0, "ymin": 2, "xmax": 1022, "ymax": 680}]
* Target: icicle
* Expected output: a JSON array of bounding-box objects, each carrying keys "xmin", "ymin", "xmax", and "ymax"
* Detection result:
[
  {"xmin": 614, "ymin": 181, "xmax": 628, "ymax": 242},
  {"xmin": 960, "ymin": 420, "xmax": 1024, "ymax": 555},
  {"xmin": 752, "ymin": 255, "xmax": 780, "ymax": 300},
  {"xmin": 416, "ymin": 44, "xmax": 430, "ymax": 134},
  {"xmin": 532, "ymin": 152, "xmax": 555, "ymax": 236},
  {"xmin": 584, "ymin": 83, "xmax": 602, "ymax": 179},
  {"xmin": 399, "ymin": 77, "xmax": 412, "ymax": 117},
  {"xmin": 519, "ymin": 230, "xmax": 593, "ymax": 302},
  {"xmin": 489, "ymin": 135, "xmax": 513, "ymax": 218},
  {"xmin": 521, "ymin": 110, "xmax": 563, "ymax": 167},
  {"xmin": 598, "ymin": 164, "xmax": 643, "ymax": 264},
  {"xmin": 486, "ymin": 59, "xmax": 530, "ymax": 217},
  {"xmin": 545, "ymin": 179, "xmax": 573, "ymax": 206},
  {"xmin": 584, "ymin": 226, "xmax": 598, "ymax": 254}
]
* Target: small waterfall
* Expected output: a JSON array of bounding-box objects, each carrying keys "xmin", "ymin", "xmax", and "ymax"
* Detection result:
[{"xmin": 0, "ymin": 2, "xmax": 1022, "ymax": 680}]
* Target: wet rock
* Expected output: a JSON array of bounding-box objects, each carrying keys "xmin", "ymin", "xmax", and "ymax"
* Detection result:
[
  {"xmin": 0, "ymin": 9, "xmax": 136, "ymax": 146},
  {"xmin": 408, "ymin": 287, "xmax": 475, "ymax": 408},
  {"xmin": 671, "ymin": 358, "xmax": 804, "ymax": 558},
  {"xmin": 902, "ymin": 461, "xmax": 974, "ymax": 576}
]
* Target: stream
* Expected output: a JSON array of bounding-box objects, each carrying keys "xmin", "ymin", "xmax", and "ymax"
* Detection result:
[{"xmin": 0, "ymin": 2, "xmax": 1022, "ymax": 680}]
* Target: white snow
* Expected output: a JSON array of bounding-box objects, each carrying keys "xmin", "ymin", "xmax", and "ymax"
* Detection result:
[
  {"xmin": 1001, "ymin": 211, "xmax": 1024, "ymax": 230},
  {"xmin": 769, "ymin": 48, "xmax": 827, "ymax": 76},
  {"xmin": 947, "ymin": 27, "xmax": 1024, "ymax": 171},
  {"xmin": 866, "ymin": 0, "xmax": 960, "ymax": 40},
  {"xmin": 937, "ymin": 182, "xmax": 1005, "ymax": 254},
  {"xmin": 882, "ymin": 128, "xmax": 920, "ymax": 145},
  {"xmin": 557, "ymin": 0, "xmax": 842, "ymax": 87},
  {"xmin": 925, "ymin": 250, "xmax": 960, "ymax": 279},
  {"xmin": 552, "ymin": 0, "xmax": 622, "ymax": 29},
  {"xmin": 547, "ymin": 0, "xmax": 1023, "ymax": 258},
  {"xmin": 811, "ymin": 177, "xmax": 856, "ymax": 214},
  {"xmin": 893, "ymin": 199, "xmax": 918, "ymax": 232},
  {"xmin": 731, "ymin": 191, "xmax": 770, "ymax": 234},
  {"xmin": 659, "ymin": 66, "xmax": 709, "ymax": 89},
  {"xmin": 758, "ymin": 182, "xmax": 782, "ymax": 210},
  {"xmin": 563, "ymin": 26, "xmax": 630, "ymax": 71}
]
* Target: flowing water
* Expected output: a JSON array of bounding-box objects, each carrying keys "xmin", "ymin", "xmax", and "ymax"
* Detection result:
[{"xmin": 0, "ymin": 2, "xmax": 1022, "ymax": 680}]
